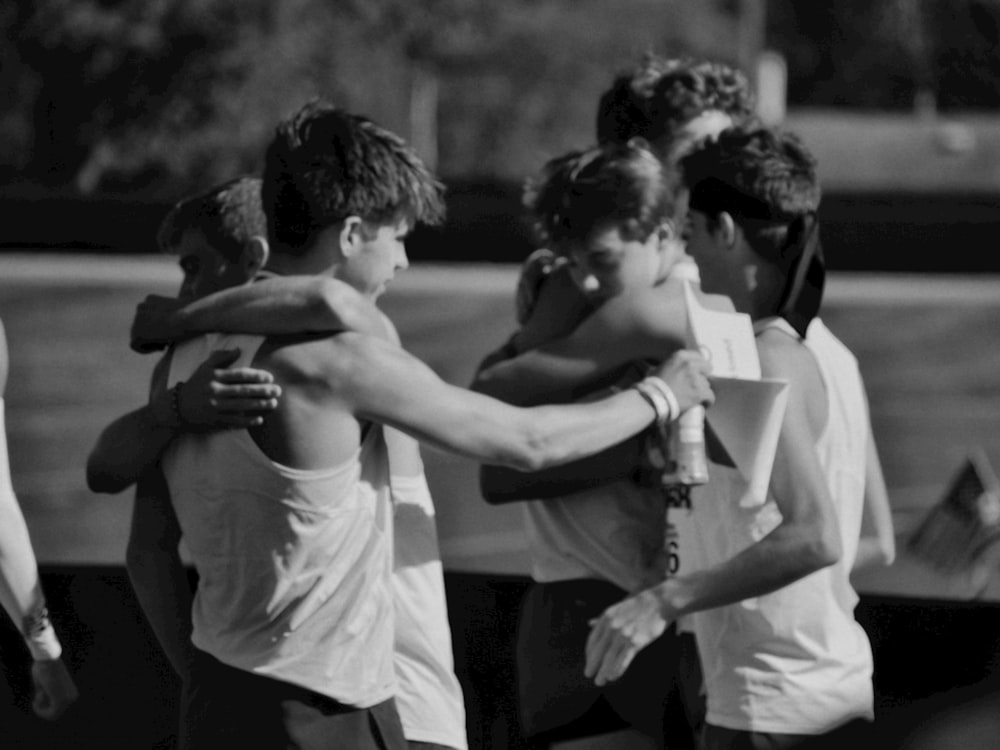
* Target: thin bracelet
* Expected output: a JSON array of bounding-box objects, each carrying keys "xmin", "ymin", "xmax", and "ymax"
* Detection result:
[{"xmin": 643, "ymin": 375, "xmax": 681, "ymax": 424}]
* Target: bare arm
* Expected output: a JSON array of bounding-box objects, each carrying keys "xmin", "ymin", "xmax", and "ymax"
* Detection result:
[
  {"xmin": 472, "ymin": 279, "xmax": 691, "ymax": 405},
  {"xmin": 0, "ymin": 322, "xmax": 78, "ymax": 719},
  {"xmin": 333, "ymin": 333, "xmax": 712, "ymax": 471},
  {"xmin": 131, "ymin": 276, "xmax": 386, "ymax": 353},
  {"xmin": 585, "ymin": 333, "xmax": 843, "ymax": 685},
  {"xmin": 852, "ymin": 397, "xmax": 896, "ymax": 574},
  {"xmin": 125, "ymin": 469, "xmax": 195, "ymax": 680},
  {"xmin": 87, "ymin": 349, "xmax": 280, "ymax": 494}
]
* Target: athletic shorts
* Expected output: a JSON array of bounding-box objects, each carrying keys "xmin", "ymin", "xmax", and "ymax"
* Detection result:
[
  {"xmin": 178, "ymin": 649, "xmax": 406, "ymax": 750},
  {"xmin": 700, "ymin": 719, "xmax": 874, "ymax": 750},
  {"xmin": 516, "ymin": 578, "xmax": 704, "ymax": 749}
]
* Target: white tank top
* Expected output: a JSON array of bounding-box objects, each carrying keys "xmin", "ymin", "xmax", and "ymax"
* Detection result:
[
  {"xmin": 674, "ymin": 318, "xmax": 874, "ymax": 734},
  {"xmin": 391, "ymin": 472, "xmax": 468, "ymax": 749},
  {"xmin": 161, "ymin": 333, "xmax": 396, "ymax": 708}
]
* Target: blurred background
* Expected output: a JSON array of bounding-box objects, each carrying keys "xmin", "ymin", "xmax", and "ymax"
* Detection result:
[{"xmin": 2, "ymin": 1, "xmax": 1000, "ymax": 748}]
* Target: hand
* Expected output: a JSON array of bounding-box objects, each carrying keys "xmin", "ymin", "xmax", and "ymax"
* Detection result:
[
  {"xmin": 31, "ymin": 658, "xmax": 78, "ymax": 720},
  {"xmin": 131, "ymin": 295, "xmax": 188, "ymax": 353},
  {"xmin": 584, "ymin": 588, "xmax": 668, "ymax": 686},
  {"xmin": 514, "ymin": 260, "xmax": 594, "ymax": 351},
  {"xmin": 178, "ymin": 349, "xmax": 281, "ymax": 429},
  {"xmin": 515, "ymin": 248, "xmax": 564, "ymax": 325},
  {"xmin": 654, "ymin": 349, "xmax": 714, "ymax": 415}
]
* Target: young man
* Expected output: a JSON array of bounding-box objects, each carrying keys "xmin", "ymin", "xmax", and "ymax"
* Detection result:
[
  {"xmin": 155, "ymin": 100, "xmax": 712, "ymax": 750},
  {"xmin": 87, "ymin": 177, "xmax": 281, "ymax": 681},
  {"xmin": 585, "ymin": 126, "xmax": 895, "ymax": 750},
  {"xmin": 1, "ymin": 317, "xmax": 78, "ymax": 720},
  {"xmin": 91, "ymin": 179, "xmax": 470, "ymax": 750},
  {"xmin": 470, "ymin": 55, "xmax": 754, "ymax": 750}
]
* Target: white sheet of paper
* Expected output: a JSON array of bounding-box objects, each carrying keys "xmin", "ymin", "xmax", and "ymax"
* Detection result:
[
  {"xmin": 707, "ymin": 375, "xmax": 789, "ymax": 505},
  {"xmin": 683, "ymin": 282, "xmax": 760, "ymax": 379},
  {"xmin": 682, "ymin": 282, "xmax": 789, "ymax": 502}
]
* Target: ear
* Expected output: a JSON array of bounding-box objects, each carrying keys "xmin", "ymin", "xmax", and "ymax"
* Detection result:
[
  {"xmin": 339, "ymin": 216, "xmax": 364, "ymax": 258},
  {"xmin": 716, "ymin": 211, "xmax": 737, "ymax": 249},
  {"xmin": 245, "ymin": 236, "xmax": 269, "ymax": 275}
]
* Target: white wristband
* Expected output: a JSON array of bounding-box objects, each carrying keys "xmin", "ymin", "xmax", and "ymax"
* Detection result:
[
  {"xmin": 642, "ymin": 375, "xmax": 681, "ymax": 423},
  {"xmin": 633, "ymin": 378, "xmax": 671, "ymax": 426}
]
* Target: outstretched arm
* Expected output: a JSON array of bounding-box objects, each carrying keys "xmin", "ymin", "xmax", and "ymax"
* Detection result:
[
  {"xmin": 585, "ymin": 334, "xmax": 843, "ymax": 686},
  {"xmin": 333, "ymin": 333, "xmax": 713, "ymax": 471},
  {"xmin": 0, "ymin": 323, "xmax": 78, "ymax": 719},
  {"xmin": 87, "ymin": 350, "xmax": 280, "ymax": 494},
  {"xmin": 131, "ymin": 276, "xmax": 387, "ymax": 353}
]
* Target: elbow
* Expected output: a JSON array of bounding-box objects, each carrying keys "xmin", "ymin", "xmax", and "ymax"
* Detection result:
[
  {"xmin": 800, "ymin": 525, "xmax": 842, "ymax": 573},
  {"xmin": 86, "ymin": 463, "xmax": 127, "ymax": 495},
  {"xmin": 879, "ymin": 537, "xmax": 897, "ymax": 567}
]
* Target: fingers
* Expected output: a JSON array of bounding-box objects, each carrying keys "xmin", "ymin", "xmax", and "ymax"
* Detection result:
[
  {"xmin": 212, "ymin": 367, "xmax": 276, "ymax": 386},
  {"xmin": 584, "ymin": 614, "xmax": 635, "ymax": 687}
]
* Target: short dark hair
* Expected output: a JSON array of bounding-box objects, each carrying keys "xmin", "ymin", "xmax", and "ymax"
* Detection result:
[
  {"xmin": 262, "ymin": 99, "xmax": 445, "ymax": 253},
  {"xmin": 157, "ymin": 177, "xmax": 266, "ymax": 263},
  {"xmin": 682, "ymin": 126, "xmax": 820, "ymax": 262},
  {"xmin": 525, "ymin": 139, "xmax": 683, "ymax": 250},
  {"xmin": 596, "ymin": 55, "xmax": 755, "ymax": 156}
]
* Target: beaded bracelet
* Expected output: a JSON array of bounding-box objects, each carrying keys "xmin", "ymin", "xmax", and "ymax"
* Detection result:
[{"xmin": 169, "ymin": 382, "xmax": 185, "ymax": 427}]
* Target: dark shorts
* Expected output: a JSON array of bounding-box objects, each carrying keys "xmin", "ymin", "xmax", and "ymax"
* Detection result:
[
  {"xmin": 700, "ymin": 719, "xmax": 874, "ymax": 750},
  {"xmin": 516, "ymin": 578, "xmax": 704, "ymax": 749},
  {"xmin": 179, "ymin": 649, "xmax": 406, "ymax": 750}
]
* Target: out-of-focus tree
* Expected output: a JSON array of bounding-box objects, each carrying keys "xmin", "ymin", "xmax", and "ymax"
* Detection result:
[
  {"xmin": 1, "ymin": 0, "xmax": 740, "ymax": 198},
  {"xmin": 767, "ymin": 0, "xmax": 1000, "ymax": 111}
]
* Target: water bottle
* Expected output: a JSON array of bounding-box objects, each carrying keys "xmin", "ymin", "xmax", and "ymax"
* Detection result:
[{"xmin": 662, "ymin": 255, "xmax": 709, "ymax": 486}]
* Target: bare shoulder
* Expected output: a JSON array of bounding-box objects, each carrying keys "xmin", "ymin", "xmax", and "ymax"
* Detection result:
[
  {"xmin": 253, "ymin": 330, "xmax": 407, "ymax": 390},
  {"xmin": 757, "ymin": 328, "xmax": 826, "ymax": 431},
  {"xmin": 595, "ymin": 280, "xmax": 687, "ymax": 338}
]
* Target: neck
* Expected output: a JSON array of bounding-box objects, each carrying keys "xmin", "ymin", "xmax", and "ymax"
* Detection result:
[{"xmin": 745, "ymin": 265, "xmax": 786, "ymax": 322}]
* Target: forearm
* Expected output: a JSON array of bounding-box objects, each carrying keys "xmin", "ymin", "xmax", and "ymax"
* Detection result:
[
  {"xmin": 479, "ymin": 433, "xmax": 644, "ymax": 504},
  {"xmin": 0, "ymin": 492, "xmax": 45, "ymax": 631},
  {"xmin": 174, "ymin": 276, "xmax": 386, "ymax": 338},
  {"xmin": 87, "ymin": 404, "xmax": 177, "ymax": 494},
  {"xmin": 125, "ymin": 473, "xmax": 194, "ymax": 679},
  {"xmin": 655, "ymin": 522, "xmax": 839, "ymax": 620}
]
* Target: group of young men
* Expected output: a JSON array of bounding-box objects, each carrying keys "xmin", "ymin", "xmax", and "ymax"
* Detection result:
[{"xmin": 0, "ymin": 50, "xmax": 897, "ymax": 750}]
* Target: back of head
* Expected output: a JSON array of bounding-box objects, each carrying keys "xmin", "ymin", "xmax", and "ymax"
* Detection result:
[
  {"xmin": 262, "ymin": 99, "xmax": 445, "ymax": 255},
  {"xmin": 525, "ymin": 139, "xmax": 683, "ymax": 250},
  {"xmin": 596, "ymin": 55, "xmax": 755, "ymax": 158},
  {"xmin": 158, "ymin": 176, "xmax": 266, "ymax": 262}
]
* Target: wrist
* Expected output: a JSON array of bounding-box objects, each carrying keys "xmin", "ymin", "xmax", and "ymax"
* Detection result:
[
  {"xmin": 149, "ymin": 382, "xmax": 186, "ymax": 429},
  {"xmin": 23, "ymin": 606, "xmax": 62, "ymax": 662},
  {"xmin": 632, "ymin": 376, "xmax": 679, "ymax": 426}
]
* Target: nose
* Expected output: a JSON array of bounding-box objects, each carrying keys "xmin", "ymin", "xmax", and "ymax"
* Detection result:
[
  {"xmin": 396, "ymin": 244, "xmax": 409, "ymax": 271},
  {"xmin": 568, "ymin": 263, "xmax": 600, "ymax": 295}
]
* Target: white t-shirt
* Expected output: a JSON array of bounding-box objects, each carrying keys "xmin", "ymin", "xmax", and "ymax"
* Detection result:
[{"xmin": 391, "ymin": 472, "xmax": 468, "ymax": 750}]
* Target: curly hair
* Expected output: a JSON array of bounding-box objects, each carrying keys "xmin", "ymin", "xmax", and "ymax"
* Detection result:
[
  {"xmin": 596, "ymin": 54, "xmax": 755, "ymax": 157},
  {"xmin": 263, "ymin": 99, "xmax": 445, "ymax": 254},
  {"xmin": 524, "ymin": 139, "xmax": 683, "ymax": 250},
  {"xmin": 157, "ymin": 176, "xmax": 266, "ymax": 263},
  {"xmin": 682, "ymin": 126, "xmax": 820, "ymax": 261}
]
